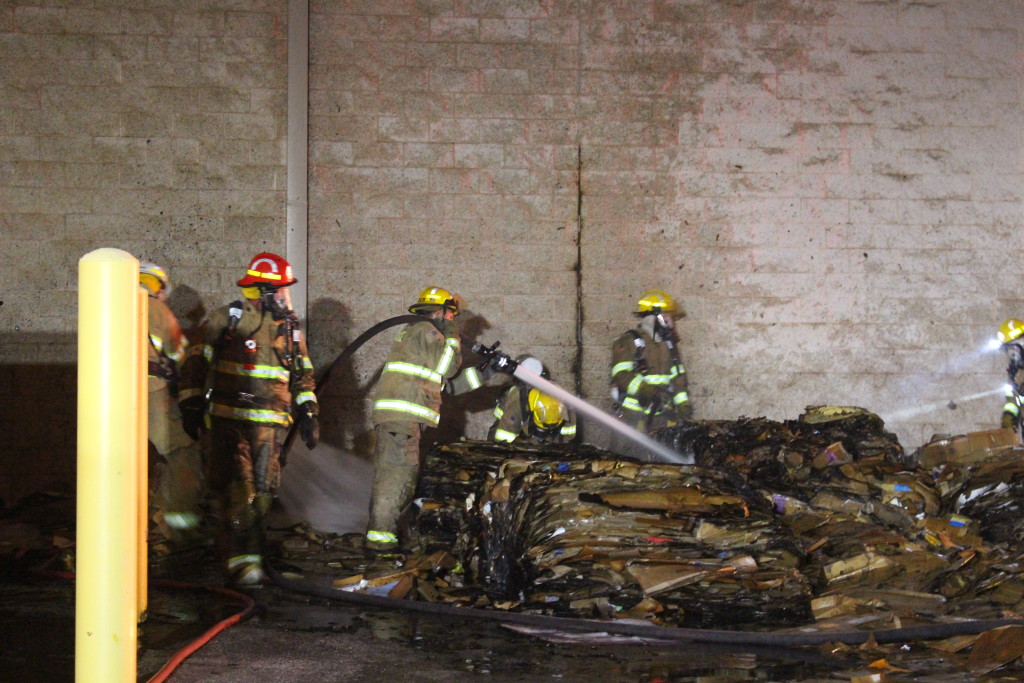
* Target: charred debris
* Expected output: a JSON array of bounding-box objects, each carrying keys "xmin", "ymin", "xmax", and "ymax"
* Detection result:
[{"xmin": 282, "ymin": 406, "xmax": 1024, "ymax": 643}]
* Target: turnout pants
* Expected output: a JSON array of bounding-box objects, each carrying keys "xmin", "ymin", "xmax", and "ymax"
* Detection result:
[{"xmin": 366, "ymin": 423, "xmax": 421, "ymax": 549}]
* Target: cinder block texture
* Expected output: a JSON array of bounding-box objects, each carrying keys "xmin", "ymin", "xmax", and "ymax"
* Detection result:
[
  {"xmin": 0, "ymin": 0, "xmax": 288, "ymax": 504},
  {"xmin": 2, "ymin": 0, "xmax": 1023, "ymax": 502}
]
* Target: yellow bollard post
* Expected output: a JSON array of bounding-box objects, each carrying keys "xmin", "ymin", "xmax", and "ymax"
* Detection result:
[
  {"xmin": 137, "ymin": 285, "xmax": 149, "ymax": 623},
  {"xmin": 76, "ymin": 248, "xmax": 141, "ymax": 682}
]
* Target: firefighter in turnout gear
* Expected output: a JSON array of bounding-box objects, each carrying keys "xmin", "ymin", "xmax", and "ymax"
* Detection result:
[
  {"xmin": 997, "ymin": 318, "xmax": 1024, "ymax": 434},
  {"xmin": 141, "ymin": 261, "xmax": 204, "ymax": 549},
  {"xmin": 365, "ymin": 286, "xmax": 485, "ymax": 553},
  {"xmin": 610, "ymin": 289, "xmax": 691, "ymax": 437},
  {"xmin": 489, "ymin": 356, "xmax": 576, "ymax": 444},
  {"xmin": 178, "ymin": 252, "xmax": 318, "ymax": 586}
]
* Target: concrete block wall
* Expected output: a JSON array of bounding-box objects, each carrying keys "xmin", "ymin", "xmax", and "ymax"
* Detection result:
[
  {"xmin": 309, "ymin": 0, "xmax": 1024, "ymax": 452},
  {"xmin": 1, "ymin": 0, "xmax": 1022, "ymax": 502},
  {"xmin": 0, "ymin": 0, "xmax": 289, "ymax": 504}
]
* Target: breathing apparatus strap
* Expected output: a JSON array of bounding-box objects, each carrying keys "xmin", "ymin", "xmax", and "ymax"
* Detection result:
[
  {"xmin": 626, "ymin": 330, "xmax": 648, "ymax": 375},
  {"xmin": 222, "ymin": 300, "xmax": 244, "ymax": 341}
]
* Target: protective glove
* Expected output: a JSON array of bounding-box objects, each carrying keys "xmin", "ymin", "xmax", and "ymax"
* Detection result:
[
  {"xmin": 299, "ymin": 402, "xmax": 320, "ymax": 450},
  {"xmin": 1001, "ymin": 412, "xmax": 1017, "ymax": 430},
  {"xmin": 179, "ymin": 397, "xmax": 205, "ymax": 441}
]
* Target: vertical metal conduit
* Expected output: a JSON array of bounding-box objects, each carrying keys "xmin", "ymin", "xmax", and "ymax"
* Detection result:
[{"xmin": 286, "ymin": 0, "xmax": 310, "ymax": 323}]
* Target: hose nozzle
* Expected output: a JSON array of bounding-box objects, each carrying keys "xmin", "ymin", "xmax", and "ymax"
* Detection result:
[{"xmin": 472, "ymin": 341, "xmax": 518, "ymax": 375}]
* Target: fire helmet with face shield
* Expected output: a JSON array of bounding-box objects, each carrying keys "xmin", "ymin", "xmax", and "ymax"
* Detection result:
[
  {"xmin": 140, "ymin": 261, "xmax": 170, "ymax": 297},
  {"xmin": 528, "ymin": 389, "xmax": 567, "ymax": 433},
  {"xmin": 237, "ymin": 252, "xmax": 297, "ymax": 288},
  {"xmin": 635, "ymin": 289, "xmax": 676, "ymax": 316},
  {"xmin": 409, "ymin": 286, "xmax": 459, "ymax": 316},
  {"xmin": 998, "ymin": 319, "xmax": 1024, "ymax": 346}
]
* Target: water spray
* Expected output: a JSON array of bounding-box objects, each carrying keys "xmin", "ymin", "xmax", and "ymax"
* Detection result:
[
  {"xmin": 473, "ymin": 341, "xmax": 692, "ymax": 465},
  {"xmin": 881, "ymin": 386, "xmax": 1005, "ymax": 422}
]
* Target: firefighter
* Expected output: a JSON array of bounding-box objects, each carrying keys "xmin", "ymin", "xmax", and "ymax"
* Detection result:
[
  {"xmin": 610, "ymin": 289, "xmax": 691, "ymax": 436},
  {"xmin": 365, "ymin": 286, "xmax": 485, "ymax": 554},
  {"xmin": 997, "ymin": 318, "xmax": 1024, "ymax": 434},
  {"xmin": 140, "ymin": 261, "xmax": 203, "ymax": 549},
  {"xmin": 489, "ymin": 356, "xmax": 576, "ymax": 444},
  {"xmin": 178, "ymin": 252, "xmax": 318, "ymax": 586}
]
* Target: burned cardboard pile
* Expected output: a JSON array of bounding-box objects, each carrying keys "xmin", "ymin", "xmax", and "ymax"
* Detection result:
[
  {"xmin": 330, "ymin": 407, "xmax": 1024, "ymax": 647},
  {"xmin": 476, "ymin": 456, "xmax": 812, "ymax": 629}
]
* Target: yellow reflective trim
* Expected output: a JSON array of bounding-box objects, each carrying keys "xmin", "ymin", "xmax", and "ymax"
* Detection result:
[
  {"xmin": 248, "ymin": 268, "xmax": 282, "ymax": 281},
  {"xmin": 494, "ymin": 429, "xmax": 516, "ymax": 443},
  {"xmin": 560, "ymin": 424, "xmax": 576, "ymax": 436},
  {"xmin": 177, "ymin": 387, "xmax": 203, "ymax": 401},
  {"xmin": 435, "ymin": 343, "xmax": 456, "ymax": 376},
  {"xmin": 1006, "ymin": 404, "xmax": 1020, "ymax": 417},
  {"xmin": 493, "ymin": 405, "xmax": 505, "ymax": 419},
  {"xmin": 227, "ymin": 554, "xmax": 262, "ymax": 569},
  {"xmin": 463, "ymin": 366, "xmax": 482, "ymax": 390},
  {"xmin": 611, "ymin": 361, "xmax": 634, "ymax": 377},
  {"xmin": 215, "ymin": 360, "xmax": 290, "ymax": 381},
  {"xmin": 295, "ymin": 392, "xmax": 316, "ymax": 405},
  {"xmin": 621, "ymin": 397, "xmax": 643, "ymax": 412},
  {"xmin": 373, "ymin": 399, "xmax": 440, "ymax": 424},
  {"xmin": 673, "ymin": 391, "xmax": 689, "ymax": 405},
  {"xmin": 209, "ymin": 403, "xmax": 291, "ymax": 426},
  {"xmin": 384, "ymin": 361, "xmax": 442, "ymax": 383},
  {"xmin": 626, "ymin": 375, "xmax": 645, "ymax": 395},
  {"xmin": 366, "ymin": 530, "xmax": 398, "ymax": 543}
]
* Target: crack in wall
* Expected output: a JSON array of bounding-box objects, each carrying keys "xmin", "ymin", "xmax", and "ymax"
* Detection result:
[{"xmin": 573, "ymin": 144, "xmax": 584, "ymax": 398}]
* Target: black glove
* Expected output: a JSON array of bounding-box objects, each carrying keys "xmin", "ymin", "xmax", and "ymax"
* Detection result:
[
  {"xmin": 481, "ymin": 361, "xmax": 498, "ymax": 380},
  {"xmin": 299, "ymin": 402, "xmax": 319, "ymax": 450},
  {"xmin": 179, "ymin": 397, "xmax": 205, "ymax": 441}
]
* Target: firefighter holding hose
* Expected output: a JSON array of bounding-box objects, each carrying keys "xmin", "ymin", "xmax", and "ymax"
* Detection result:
[
  {"xmin": 997, "ymin": 318, "xmax": 1024, "ymax": 435},
  {"xmin": 610, "ymin": 289, "xmax": 692, "ymax": 436},
  {"xmin": 364, "ymin": 286, "xmax": 486, "ymax": 554}
]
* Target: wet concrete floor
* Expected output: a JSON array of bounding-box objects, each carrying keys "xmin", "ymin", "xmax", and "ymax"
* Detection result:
[{"xmin": 0, "ymin": 572, "xmax": 979, "ymax": 683}]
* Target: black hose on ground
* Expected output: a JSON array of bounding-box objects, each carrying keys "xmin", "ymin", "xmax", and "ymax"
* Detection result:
[{"xmin": 264, "ymin": 560, "xmax": 1022, "ymax": 648}]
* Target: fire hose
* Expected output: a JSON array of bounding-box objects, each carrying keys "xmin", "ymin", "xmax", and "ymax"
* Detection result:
[
  {"xmin": 280, "ymin": 314, "xmax": 424, "ymax": 461},
  {"xmin": 264, "ymin": 559, "xmax": 1022, "ymax": 647}
]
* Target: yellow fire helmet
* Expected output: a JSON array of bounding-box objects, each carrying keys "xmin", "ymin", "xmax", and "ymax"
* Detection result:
[
  {"xmin": 635, "ymin": 289, "xmax": 676, "ymax": 315},
  {"xmin": 139, "ymin": 260, "xmax": 169, "ymax": 296},
  {"xmin": 529, "ymin": 389, "xmax": 567, "ymax": 431},
  {"xmin": 998, "ymin": 319, "xmax": 1024, "ymax": 345},
  {"xmin": 409, "ymin": 286, "xmax": 459, "ymax": 316}
]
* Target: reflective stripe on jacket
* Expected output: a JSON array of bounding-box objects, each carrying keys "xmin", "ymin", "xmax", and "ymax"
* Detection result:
[
  {"xmin": 371, "ymin": 318, "xmax": 462, "ymax": 427},
  {"xmin": 178, "ymin": 298, "xmax": 316, "ymax": 427},
  {"xmin": 610, "ymin": 328, "xmax": 689, "ymax": 419},
  {"xmin": 489, "ymin": 384, "xmax": 576, "ymax": 444}
]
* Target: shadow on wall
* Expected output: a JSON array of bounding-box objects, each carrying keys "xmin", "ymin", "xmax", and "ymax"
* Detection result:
[
  {"xmin": 166, "ymin": 284, "xmax": 207, "ymax": 346},
  {"xmin": 307, "ymin": 297, "xmax": 372, "ymax": 454},
  {"xmin": 0, "ymin": 333, "xmax": 78, "ymax": 508}
]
